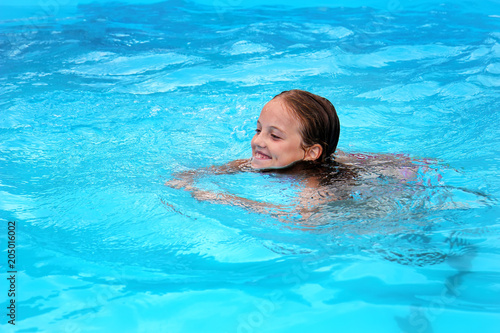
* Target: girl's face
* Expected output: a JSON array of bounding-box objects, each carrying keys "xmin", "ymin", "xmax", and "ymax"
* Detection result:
[{"xmin": 250, "ymin": 98, "xmax": 307, "ymax": 169}]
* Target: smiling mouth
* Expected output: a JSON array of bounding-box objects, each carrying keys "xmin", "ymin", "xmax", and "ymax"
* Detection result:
[{"xmin": 254, "ymin": 151, "xmax": 271, "ymax": 160}]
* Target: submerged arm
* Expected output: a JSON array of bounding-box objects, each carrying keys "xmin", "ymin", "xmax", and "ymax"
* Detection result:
[
  {"xmin": 165, "ymin": 159, "xmax": 249, "ymax": 190},
  {"xmin": 190, "ymin": 190, "xmax": 292, "ymax": 216},
  {"xmin": 165, "ymin": 159, "xmax": 296, "ymax": 216},
  {"xmin": 165, "ymin": 159, "xmax": 356, "ymax": 220}
]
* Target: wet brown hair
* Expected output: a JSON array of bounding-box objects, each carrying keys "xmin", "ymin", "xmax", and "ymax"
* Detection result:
[{"xmin": 274, "ymin": 89, "xmax": 340, "ymax": 162}]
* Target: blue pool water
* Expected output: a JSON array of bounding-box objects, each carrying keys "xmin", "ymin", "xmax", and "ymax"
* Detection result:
[{"xmin": 1, "ymin": 0, "xmax": 499, "ymax": 332}]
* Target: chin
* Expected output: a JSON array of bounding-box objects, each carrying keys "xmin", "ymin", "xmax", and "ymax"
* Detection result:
[{"xmin": 251, "ymin": 158, "xmax": 272, "ymax": 169}]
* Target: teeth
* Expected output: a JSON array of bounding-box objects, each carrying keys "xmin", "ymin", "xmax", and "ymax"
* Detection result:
[{"xmin": 256, "ymin": 152, "xmax": 270, "ymax": 159}]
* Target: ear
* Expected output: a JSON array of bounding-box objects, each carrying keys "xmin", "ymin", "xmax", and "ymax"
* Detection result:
[{"xmin": 304, "ymin": 144, "xmax": 323, "ymax": 161}]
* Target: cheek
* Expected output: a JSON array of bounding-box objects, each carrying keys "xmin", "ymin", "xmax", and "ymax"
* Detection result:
[
  {"xmin": 281, "ymin": 140, "xmax": 303, "ymax": 158},
  {"xmin": 279, "ymin": 140, "xmax": 295, "ymax": 153}
]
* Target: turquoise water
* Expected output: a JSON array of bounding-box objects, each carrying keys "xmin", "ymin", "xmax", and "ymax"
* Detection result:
[{"xmin": 1, "ymin": 0, "xmax": 499, "ymax": 332}]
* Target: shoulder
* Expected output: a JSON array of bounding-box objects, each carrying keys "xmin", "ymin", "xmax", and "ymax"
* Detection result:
[
  {"xmin": 333, "ymin": 150, "xmax": 415, "ymax": 166},
  {"xmin": 333, "ymin": 150, "xmax": 438, "ymax": 182}
]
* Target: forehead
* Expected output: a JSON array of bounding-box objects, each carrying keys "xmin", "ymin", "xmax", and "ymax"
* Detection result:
[{"xmin": 258, "ymin": 98, "xmax": 301, "ymax": 132}]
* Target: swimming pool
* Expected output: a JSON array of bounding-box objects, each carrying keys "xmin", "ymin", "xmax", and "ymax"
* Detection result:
[{"xmin": 1, "ymin": 0, "xmax": 499, "ymax": 332}]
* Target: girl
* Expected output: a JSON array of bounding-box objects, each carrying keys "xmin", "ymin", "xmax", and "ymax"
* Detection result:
[
  {"xmin": 166, "ymin": 89, "xmax": 424, "ymax": 216},
  {"xmin": 249, "ymin": 89, "xmax": 340, "ymax": 170}
]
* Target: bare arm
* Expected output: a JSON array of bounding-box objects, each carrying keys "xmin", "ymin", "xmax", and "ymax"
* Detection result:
[
  {"xmin": 165, "ymin": 159, "xmax": 292, "ymax": 215},
  {"xmin": 165, "ymin": 158, "xmax": 352, "ymax": 220},
  {"xmin": 190, "ymin": 189, "xmax": 293, "ymax": 216},
  {"xmin": 165, "ymin": 159, "xmax": 250, "ymax": 190}
]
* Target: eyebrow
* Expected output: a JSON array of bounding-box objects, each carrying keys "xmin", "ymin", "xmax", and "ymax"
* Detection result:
[{"xmin": 256, "ymin": 120, "xmax": 286, "ymax": 134}]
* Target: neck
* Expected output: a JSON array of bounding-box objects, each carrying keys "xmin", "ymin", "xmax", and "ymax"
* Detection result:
[{"xmin": 256, "ymin": 160, "xmax": 319, "ymax": 174}]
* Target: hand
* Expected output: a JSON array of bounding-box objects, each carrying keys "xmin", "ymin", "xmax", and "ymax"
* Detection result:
[
  {"xmin": 192, "ymin": 190, "xmax": 224, "ymax": 201},
  {"xmin": 164, "ymin": 179, "xmax": 193, "ymax": 191}
]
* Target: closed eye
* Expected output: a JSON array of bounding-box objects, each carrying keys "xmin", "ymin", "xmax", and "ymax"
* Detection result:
[{"xmin": 271, "ymin": 134, "xmax": 281, "ymax": 140}]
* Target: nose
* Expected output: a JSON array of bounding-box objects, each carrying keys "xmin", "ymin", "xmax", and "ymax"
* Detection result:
[{"xmin": 252, "ymin": 131, "xmax": 266, "ymax": 148}]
